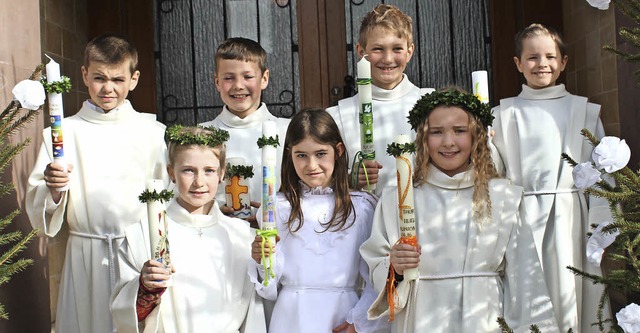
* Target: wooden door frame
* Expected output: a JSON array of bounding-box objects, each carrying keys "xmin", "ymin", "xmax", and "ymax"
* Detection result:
[{"xmin": 297, "ymin": 0, "xmax": 347, "ymax": 109}]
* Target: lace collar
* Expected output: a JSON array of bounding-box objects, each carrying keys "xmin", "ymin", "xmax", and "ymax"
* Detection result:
[
  {"xmin": 216, "ymin": 103, "xmax": 272, "ymax": 128},
  {"xmin": 518, "ymin": 84, "xmax": 569, "ymax": 100},
  {"xmin": 165, "ymin": 198, "xmax": 220, "ymax": 228},
  {"xmin": 299, "ymin": 181, "xmax": 334, "ymax": 196},
  {"xmin": 371, "ymin": 74, "xmax": 416, "ymax": 101}
]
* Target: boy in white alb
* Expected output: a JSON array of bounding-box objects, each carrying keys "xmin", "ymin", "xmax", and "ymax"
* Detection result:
[
  {"xmin": 327, "ymin": 4, "xmax": 433, "ymax": 196},
  {"xmin": 491, "ymin": 23, "xmax": 611, "ymax": 332},
  {"xmin": 199, "ymin": 37, "xmax": 290, "ymax": 225},
  {"xmin": 111, "ymin": 126, "xmax": 266, "ymax": 333},
  {"xmin": 25, "ymin": 34, "xmax": 168, "ymax": 333}
]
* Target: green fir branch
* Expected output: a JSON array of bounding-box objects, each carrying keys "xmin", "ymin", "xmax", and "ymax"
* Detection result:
[
  {"xmin": 0, "ymin": 109, "xmax": 40, "ymax": 139},
  {"xmin": 256, "ymin": 135, "xmax": 280, "ymax": 148},
  {"xmin": 225, "ymin": 164, "xmax": 254, "ymax": 179}
]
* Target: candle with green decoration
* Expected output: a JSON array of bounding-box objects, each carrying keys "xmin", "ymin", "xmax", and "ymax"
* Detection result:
[
  {"xmin": 224, "ymin": 157, "xmax": 254, "ymax": 219},
  {"xmin": 357, "ymin": 55, "xmax": 376, "ymax": 191},
  {"xmin": 257, "ymin": 121, "xmax": 279, "ymax": 284}
]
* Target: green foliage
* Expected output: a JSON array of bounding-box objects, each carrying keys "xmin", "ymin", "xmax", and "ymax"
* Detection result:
[
  {"xmin": 408, "ymin": 89, "xmax": 494, "ymax": 130},
  {"xmin": 40, "ymin": 76, "xmax": 71, "ymax": 94},
  {"xmin": 0, "ymin": 65, "xmax": 43, "ymax": 319},
  {"xmin": 386, "ymin": 142, "xmax": 417, "ymax": 157},
  {"xmin": 138, "ymin": 189, "xmax": 174, "ymax": 204},
  {"xmin": 225, "ymin": 164, "xmax": 254, "ymax": 179},
  {"xmin": 256, "ymin": 135, "xmax": 280, "ymax": 148},
  {"xmin": 165, "ymin": 125, "xmax": 230, "ymax": 148}
]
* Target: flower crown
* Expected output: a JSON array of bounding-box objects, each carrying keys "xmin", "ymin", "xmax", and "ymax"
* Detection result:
[
  {"xmin": 408, "ymin": 90, "xmax": 494, "ymax": 130},
  {"xmin": 165, "ymin": 125, "xmax": 230, "ymax": 147}
]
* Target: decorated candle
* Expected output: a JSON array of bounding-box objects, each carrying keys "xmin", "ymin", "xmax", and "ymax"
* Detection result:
[
  {"xmin": 389, "ymin": 134, "xmax": 418, "ymax": 280},
  {"xmin": 46, "ymin": 56, "xmax": 68, "ymax": 191},
  {"xmin": 258, "ymin": 120, "xmax": 279, "ymax": 283},
  {"xmin": 471, "ymin": 70, "xmax": 489, "ymax": 104},
  {"xmin": 357, "ymin": 55, "xmax": 376, "ymax": 191},
  {"xmin": 224, "ymin": 157, "xmax": 253, "ymax": 219},
  {"xmin": 145, "ymin": 180, "xmax": 168, "ymax": 260}
]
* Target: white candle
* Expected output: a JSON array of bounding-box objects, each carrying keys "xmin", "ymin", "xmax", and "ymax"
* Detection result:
[
  {"xmin": 225, "ymin": 157, "xmax": 252, "ymax": 219},
  {"xmin": 46, "ymin": 55, "xmax": 68, "ymax": 191},
  {"xmin": 394, "ymin": 134, "xmax": 418, "ymax": 280},
  {"xmin": 471, "ymin": 70, "xmax": 489, "ymax": 104},
  {"xmin": 357, "ymin": 55, "xmax": 376, "ymax": 191},
  {"xmin": 146, "ymin": 179, "xmax": 166, "ymax": 260},
  {"xmin": 261, "ymin": 121, "xmax": 278, "ymax": 253}
]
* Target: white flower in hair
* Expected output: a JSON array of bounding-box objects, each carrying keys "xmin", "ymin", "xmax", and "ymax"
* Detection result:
[
  {"xmin": 586, "ymin": 221, "xmax": 619, "ymax": 266},
  {"xmin": 586, "ymin": 0, "xmax": 610, "ymax": 10},
  {"xmin": 12, "ymin": 79, "xmax": 46, "ymax": 110},
  {"xmin": 592, "ymin": 136, "xmax": 631, "ymax": 173},
  {"xmin": 617, "ymin": 303, "xmax": 640, "ymax": 333},
  {"xmin": 572, "ymin": 162, "xmax": 602, "ymax": 190}
]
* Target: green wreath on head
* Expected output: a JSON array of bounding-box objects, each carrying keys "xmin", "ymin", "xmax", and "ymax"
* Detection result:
[
  {"xmin": 408, "ymin": 89, "xmax": 494, "ymax": 130},
  {"xmin": 165, "ymin": 125, "xmax": 230, "ymax": 147}
]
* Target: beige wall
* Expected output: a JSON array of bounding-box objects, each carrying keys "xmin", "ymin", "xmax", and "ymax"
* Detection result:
[
  {"xmin": 0, "ymin": 1, "xmax": 50, "ymax": 332},
  {"xmin": 563, "ymin": 0, "xmax": 619, "ymax": 136}
]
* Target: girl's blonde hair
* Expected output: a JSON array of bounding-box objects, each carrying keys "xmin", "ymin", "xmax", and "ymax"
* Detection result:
[
  {"xmin": 413, "ymin": 90, "xmax": 499, "ymax": 223},
  {"xmin": 280, "ymin": 109, "xmax": 354, "ymax": 233}
]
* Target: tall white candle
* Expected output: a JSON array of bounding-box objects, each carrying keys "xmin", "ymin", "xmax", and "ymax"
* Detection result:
[
  {"xmin": 471, "ymin": 70, "xmax": 489, "ymax": 104},
  {"xmin": 146, "ymin": 179, "xmax": 166, "ymax": 260},
  {"xmin": 357, "ymin": 55, "xmax": 376, "ymax": 191},
  {"xmin": 394, "ymin": 134, "xmax": 418, "ymax": 280},
  {"xmin": 261, "ymin": 121, "xmax": 278, "ymax": 253},
  {"xmin": 46, "ymin": 55, "xmax": 68, "ymax": 191}
]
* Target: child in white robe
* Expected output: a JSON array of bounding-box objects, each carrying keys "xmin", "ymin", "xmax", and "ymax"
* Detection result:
[
  {"xmin": 25, "ymin": 34, "xmax": 168, "ymax": 333},
  {"xmin": 360, "ymin": 89, "xmax": 559, "ymax": 332},
  {"xmin": 199, "ymin": 37, "xmax": 290, "ymax": 227},
  {"xmin": 327, "ymin": 4, "xmax": 433, "ymax": 196},
  {"xmin": 490, "ymin": 23, "xmax": 611, "ymax": 332},
  {"xmin": 111, "ymin": 126, "xmax": 266, "ymax": 333},
  {"xmin": 250, "ymin": 109, "xmax": 389, "ymax": 333}
]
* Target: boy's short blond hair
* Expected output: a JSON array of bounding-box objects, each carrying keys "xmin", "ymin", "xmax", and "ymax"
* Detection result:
[
  {"xmin": 215, "ymin": 37, "xmax": 267, "ymax": 74},
  {"xmin": 515, "ymin": 23, "xmax": 567, "ymax": 58},
  {"xmin": 84, "ymin": 34, "xmax": 138, "ymax": 74},
  {"xmin": 358, "ymin": 4, "xmax": 413, "ymax": 49}
]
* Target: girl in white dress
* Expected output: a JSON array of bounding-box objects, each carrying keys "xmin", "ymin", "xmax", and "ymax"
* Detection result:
[
  {"xmin": 360, "ymin": 89, "xmax": 559, "ymax": 332},
  {"xmin": 250, "ymin": 109, "xmax": 389, "ymax": 333},
  {"xmin": 112, "ymin": 126, "xmax": 266, "ymax": 333}
]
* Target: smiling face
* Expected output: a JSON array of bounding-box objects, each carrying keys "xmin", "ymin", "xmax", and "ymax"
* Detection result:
[
  {"xmin": 357, "ymin": 27, "xmax": 414, "ymax": 90},
  {"xmin": 426, "ymin": 106, "xmax": 472, "ymax": 177},
  {"xmin": 215, "ymin": 59, "xmax": 269, "ymax": 118},
  {"xmin": 81, "ymin": 59, "xmax": 139, "ymax": 112},
  {"xmin": 290, "ymin": 137, "xmax": 344, "ymax": 188},
  {"xmin": 167, "ymin": 146, "xmax": 223, "ymax": 215},
  {"xmin": 514, "ymin": 34, "xmax": 567, "ymax": 89}
]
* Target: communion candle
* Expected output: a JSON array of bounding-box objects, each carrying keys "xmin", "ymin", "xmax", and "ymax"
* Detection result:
[
  {"xmin": 46, "ymin": 56, "xmax": 68, "ymax": 191},
  {"xmin": 225, "ymin": 157, "xmax": 252, "ymax": 219},
  {"xmin": 261, "ymin": 121, "xmax": 278, "ymax": 253},
  {"xmin": 394, "ymin": 134, "xmax": 418, "ymax": 280},
  {"xmin": 146, "ymin": 179, "xmax": 166, "ymax": 261},
  {"xmin": 471, "ymin": 70, "xmax": 489, "ymax": 104},
  {"xmin": 357, "ymin": 55, "xmax": 376, "ymax": 191}
]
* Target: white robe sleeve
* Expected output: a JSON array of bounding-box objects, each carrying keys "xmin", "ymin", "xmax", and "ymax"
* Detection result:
[
  {"xmin": 502, "ymin": 202, "xmax": 559, "ymax": 333},
  {"xmin": 25, "ymin": 140, "xmax": 68, "ymax": 237}
]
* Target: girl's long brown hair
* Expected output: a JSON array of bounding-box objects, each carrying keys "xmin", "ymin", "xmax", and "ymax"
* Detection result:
[{"xmin": 280, "ymin": 109, "xmax": 355, "ymax": 233}]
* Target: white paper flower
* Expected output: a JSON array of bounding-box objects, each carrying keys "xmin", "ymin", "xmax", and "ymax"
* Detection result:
[
  {"xmin": 12, "ymin": 79, "xmax": 46, "ymax": 110},
  {"xmin": 586, "ymin": 221, "xmax": 619, "ymax": 266},
  {"xmin": 572, "ymin": 162, "xmax": 602, "ymax": 190},
  {"xmin": 586, "ymin": 0, "xmax": 610, "ymax": 10},
  {"xmin": 592, "ymin": 136, "xmax": 631, "ymax": 173},
  {"xmin": 617, "ymin": 303, "xmax": 640, "ymax": 333}
]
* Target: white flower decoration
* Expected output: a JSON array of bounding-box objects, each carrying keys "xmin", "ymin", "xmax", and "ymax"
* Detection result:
[
  {"xmin": 12, "ymin": 79, "xmax": 46, "ymax": 110},
  {"xmin": 586, "ymin": 221, "xmax": 619, "ymax": 266},
  {"xmin": 572, "ymin": 162, "xmax": 602, "ymax": 190},
  {"xmin": 592, "ymin": 136, "xmax": 631, "ymax": 173},
  {"xmin": 586, "ymin": 0, "xmax": 610, "ymax": 10},
  {"xmin": 617, "ymin": 303, "xmax": 640, "ymax": 333}
]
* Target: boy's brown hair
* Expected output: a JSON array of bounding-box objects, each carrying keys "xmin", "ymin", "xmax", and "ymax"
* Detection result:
[
  {"xmin": 215, "ymin": 37, "xmax": 267, "ymax": 74},
  {"xmin": 84, "ymin": 34, "xmax": 138, "ymax": 74},
  {"xmin": 515, "ymin": 23, "xmax": 567, "ymax": 58},
  {"xmin": 358, "ymin": 4, "xmax": 413, "ymax": 49}
]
